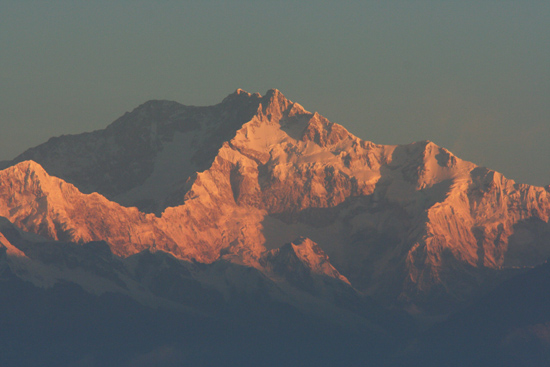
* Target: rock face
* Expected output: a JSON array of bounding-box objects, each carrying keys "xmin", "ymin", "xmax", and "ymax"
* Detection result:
[{"xmin": 2, "ymin": 89, "xmax": 550, "ymax": 314}]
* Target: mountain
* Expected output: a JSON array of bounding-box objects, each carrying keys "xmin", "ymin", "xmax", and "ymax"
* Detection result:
[
  {"xmin": 2, "ymin": 88, "xmax": 550, "ymax": 365},
  {"xmin": 2, "ymin": 89, "xmax": 549, "ymax": 317}
]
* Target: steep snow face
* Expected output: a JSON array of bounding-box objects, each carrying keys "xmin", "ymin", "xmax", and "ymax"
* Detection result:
[
  {"xmin": 392, "ymin": 172, "xmax": 546, "ymax": 311},
  {"xmin": 227, "ymin": 90, "xmax": 395, "ymax": 214}
]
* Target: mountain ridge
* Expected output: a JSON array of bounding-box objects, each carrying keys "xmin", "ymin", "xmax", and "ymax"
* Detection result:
[{"xmin": 1, "ymin": 89, "xmax": 549, "ymax": 315}]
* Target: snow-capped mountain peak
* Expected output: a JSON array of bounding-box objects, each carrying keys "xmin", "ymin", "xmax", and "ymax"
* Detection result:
[{"xmin": 1, "ymin": 89, "xmax": 549, "ymax": 315}]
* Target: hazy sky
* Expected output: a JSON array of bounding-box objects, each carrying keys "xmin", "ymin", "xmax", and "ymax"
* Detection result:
[{"xmin": 1, "ymin": 1, "xmax": 549, "ymax": 186}]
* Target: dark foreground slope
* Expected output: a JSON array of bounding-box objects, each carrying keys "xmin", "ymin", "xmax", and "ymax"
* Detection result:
[
  {"xmin": 0, "ymin": 217, "xmax": 414, "ymax": 367},
  {"xmin": 0, "ymin": 275, "xmax": 401, "ymax": 367},
  {"xmin": 391, "ymin": 259, "xmax": 550, "ymax": 367}
]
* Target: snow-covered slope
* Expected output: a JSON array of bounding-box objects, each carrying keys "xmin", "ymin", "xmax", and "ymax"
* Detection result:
[{"xmin": 2, "ymin": 89, "xmax": 550, "ymax": 314}]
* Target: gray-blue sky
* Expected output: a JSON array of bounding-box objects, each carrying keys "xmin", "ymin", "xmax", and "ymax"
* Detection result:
[{"xmin": 1, "ymin": 1, "xmax": 549, "ymax": 185}]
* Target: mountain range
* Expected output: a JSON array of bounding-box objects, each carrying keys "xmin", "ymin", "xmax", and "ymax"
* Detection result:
[{"xmin": 1, "ymin": 89, "xmax": 549, "ymax": 366}]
